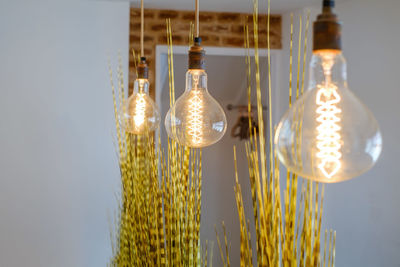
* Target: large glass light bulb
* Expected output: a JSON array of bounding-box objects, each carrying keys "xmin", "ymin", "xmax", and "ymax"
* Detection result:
[
  {"xmin": 121, "ymin": 78, "xmax": 160, "ymax": 134},
  {"xmin": 165, "ymin": 69, "xmax": 227, "ymax": 148},
  {"xmin": 275, "ymin": 50, "xmax": 382, "ymax": 183}
]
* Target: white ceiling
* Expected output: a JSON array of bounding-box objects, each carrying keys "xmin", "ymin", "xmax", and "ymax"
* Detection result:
[{"xmin": 125, "ymin": 0, "xmax": 351, "ymax": 13}]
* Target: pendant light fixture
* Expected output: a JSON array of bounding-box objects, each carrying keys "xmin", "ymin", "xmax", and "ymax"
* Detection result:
[
  {"xmin": 121, "ymin": 0, "xmax": 160, "ymax": 134},
  {"xmin": 164, "ymin": 0, "xmax": 227, "ymax": 148},
  {"xmin": 275, "ymin": 0, "xmax": 382, "ymax": 183}
]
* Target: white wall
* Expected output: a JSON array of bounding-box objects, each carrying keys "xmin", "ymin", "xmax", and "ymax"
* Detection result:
[
  {"xmin": 0, "ymin": 2, "xmax": 129, "ymax": 266},
  {"xmin": 279, "ymin": 0, "xmax": 400, "ymax": 265},
  {"xmin": 1, "ymin": 0, "xmax": 399, "ymax": 266}
]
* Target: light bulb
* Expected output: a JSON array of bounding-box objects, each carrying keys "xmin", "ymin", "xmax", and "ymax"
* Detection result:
[
  {"xmin": 275, "ymin": 50, "xmax": 382, "ymax": 183},
  {"xmin": 121, "ymin": 78, "xmax": 160, "ymax": 134},
  {"xmin": 165, "ymin": 69, "xmax": 227, "ymax": 148}
]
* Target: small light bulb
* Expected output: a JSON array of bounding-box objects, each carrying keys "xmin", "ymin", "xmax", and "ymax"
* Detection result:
[
  {"xmin": 165, "ymin": 69, "xmax": 227, "ymax": 148},
  {"xmin": 121, "ymin": 78, "xmax": 160, "ymax": 134},
  {"xmin": 275, "ymin": 50, "xmax": 382, "ymax": 183}
]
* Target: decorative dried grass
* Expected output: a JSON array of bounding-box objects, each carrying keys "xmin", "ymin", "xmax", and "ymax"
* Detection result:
[
  {"xmin": 108, "ymin": 19, "xmax": 211, "ymax": 267},
  {"xmin": 216, "ymin": 1, "xmax": 336, "ymax": 266}
]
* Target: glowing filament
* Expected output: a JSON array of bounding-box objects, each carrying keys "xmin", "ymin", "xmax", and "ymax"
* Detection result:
[
  {"xmin": 133, "ymin": 94, "xmax": 146, "ymax": 128},
  {"xmin": 187, "ymin": 76, "xmax": 203, "ymax": 145},
  {"xmin": 316, "ymin": 55, "xmax": 342, "ymax": 178}
]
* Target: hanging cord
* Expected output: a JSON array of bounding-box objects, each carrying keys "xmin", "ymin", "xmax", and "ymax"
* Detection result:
[
  {"xmin": 140, "ymin": 0, "xmax": 144, "ymax": 57},
  {"xmin": 188, "ymin": 0, "xmax": 204, "ymax": 70},
  {"xmin": 137, "ymin": 0, "xmax": 148, "ymax": 79},
  {"xmin": 195, "ymin": 0, "xmax": 199, "ymax": 37}
]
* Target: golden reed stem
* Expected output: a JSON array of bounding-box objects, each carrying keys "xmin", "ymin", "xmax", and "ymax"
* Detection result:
[
  {"xmin": 216, "ymin": 2, "xmax": 336, "ymax": 266},
  {"xmin": 109, "ymin": 18, "xmax": 210, "ymax": 267}
]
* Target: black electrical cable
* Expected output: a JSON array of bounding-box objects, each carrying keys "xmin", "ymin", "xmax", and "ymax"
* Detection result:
[{"xmin": 323, "ymin": 0, "xmax": 335, "ymax": 7}]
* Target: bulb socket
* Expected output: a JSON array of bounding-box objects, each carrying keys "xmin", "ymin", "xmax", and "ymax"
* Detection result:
[
  {"xmin": 137, "ymin": 57, "xmax": 149, "ymax": 79},
  {"xmin": 313, "ymin": 1, "xmax": 342, "ymax": 52},
  {"xmin": 323, "ymin": 0, "xmax": 335, "ymax": 7},
  {"xmin": 188, "ymin": 37, "xmax": 205, "ymax": 70}
]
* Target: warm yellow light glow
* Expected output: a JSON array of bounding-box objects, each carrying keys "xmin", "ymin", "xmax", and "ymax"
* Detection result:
[
  {"xmin": 132, "ymin": 79, "xmax": 147, "ymax": 130},
  {"xmin": 133, "ymin": 93, "xmax": 146, "ymax": 127},
  {"xmin": 124, "ymin": 78, "xmax": 160, "ymax": 135},
  {"xmin": 315, "ymin": 52, "xmax": 342, "ymax": 178},
  {"xmin": 165, "ymin": 69, "xmax": 227, "ymax": 148},
  {"xmin": 187, "ymin": 75, "xmax": 203, "ymax": 145},
  {"xmin": 275, "ymin": 50, "xmax": 382, "ymax": 182}
]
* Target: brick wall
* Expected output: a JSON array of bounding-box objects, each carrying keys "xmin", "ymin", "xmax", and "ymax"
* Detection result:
[{"xmin": 129, "ymin": 8, "xmax": 282, "ymax": 96}]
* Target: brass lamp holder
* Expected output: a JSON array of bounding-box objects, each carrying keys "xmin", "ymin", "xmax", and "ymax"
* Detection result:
[
  {"xmin": 188, "ymin": 0, "xmax": 204, "ymax": 70},
  {"xmin": 313, "ymin": 0, "xmax": 342, "ymax": 52},
  {"xmin": 188, "ymin": 37, "xmax": 205, "ymax": 70},
  {"xmin": 137, "ymin": 57, "xmax": 149, "ymax": 79}
]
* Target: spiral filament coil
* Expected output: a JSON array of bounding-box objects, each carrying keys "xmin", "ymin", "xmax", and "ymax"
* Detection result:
[
  {"xmin": 315, "ymin": 55, "xmax": 342, "ymax": 178},
  {"xmin": 187, "ymin": 75, "xmax": 203, "ymax": 145},
  {"xmin": 133, "ymin": 94, "xmax": 146, "ymax": 128}
]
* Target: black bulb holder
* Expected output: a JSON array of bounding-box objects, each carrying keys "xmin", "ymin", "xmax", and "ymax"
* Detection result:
[{"xmin": 323, "ymin": 0, "xmax": 335, "ymax": 7}]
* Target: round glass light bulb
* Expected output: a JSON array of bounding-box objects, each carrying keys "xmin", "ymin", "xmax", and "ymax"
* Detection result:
[
  {"xmin": 165, "ymin": 69, "xmax": 227, "ymax": 148},
  {"xmin": 121, "ymin": 78, "xmax": 160, "ymax": 134},
  {"xmin": 275, "ymin": 50, "xmax": 382, "ymax": 183}
]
